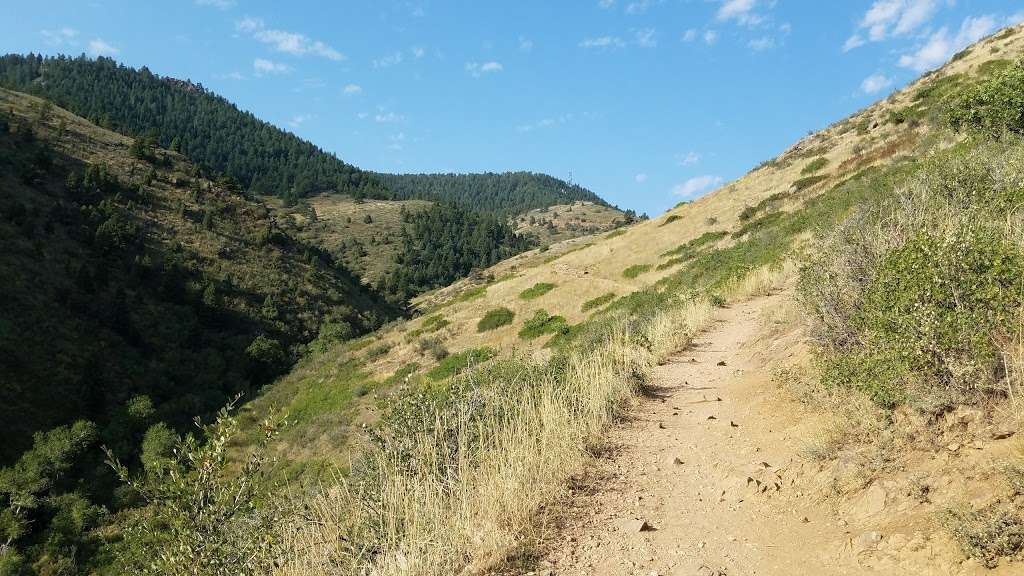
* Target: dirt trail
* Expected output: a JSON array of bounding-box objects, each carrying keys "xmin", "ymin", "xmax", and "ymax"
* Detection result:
[{"xmin": 540, "ymin": 291, "xmax": 1007, "ymax": 576}]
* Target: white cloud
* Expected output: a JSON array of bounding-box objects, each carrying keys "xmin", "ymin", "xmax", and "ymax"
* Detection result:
[
  {"xmin": 253, "ymin": 58, "xmax": 290, "ymax": 75},
  {"xmin": 374, "ymin": 52, "xmax": 404, "ymax": 68},
  {"xmin": 676, "ymin": 151, "xmax": 700, "ymax": 166},
  {"xmin": 625, "ymin": 0, "xmax": 654, "ymax": 15},
  {"xmin": 635, "ymin": 173, "xmax": 648, "ymax": 183},
  {"xmin": 465, "ymin": 61, "xmax": 503, "ymax": 77},
  {"xmin": 634, "ymin": 28, "xmax": 657, "ymax": 48},
  {"xmin": 388, "ymin": 132, "xmax": 406, "ymax": 151},
  {"xmin": 681, "ymin": 28, "xmax": 698, "ymax": 42},
  {"xmin": 519, "ymin": 36, "xmax": 534, "ymax": 52},
  {"xmin": 845, "ymin": 0, "xmax": 940, "ymax": 50},
  {"xmin": 579, "ymin": 35, "xmax": 627, "ymax": 50},
  {"xmin": 236, "ymin": 17, "xmax": 344, "ymax": 60},
  {"xmin": 898, "ymin": 15, "xmax": 998, "ymax": 72},
  {"xmin": 748, "ymin": 36, "xmax": 775, "ymax": 51},
  {"xmin": 717, "ymin": 0, "xmax": 764, "ymax": 27},
  {"xmin": 287, "ymin": 114, "xmax": 311, "ymax": 128},
  {"xmin": 87, "ymin": 38, "xmax": 119, "ymax": 57},
  {"xmin": 842, "ymin": 34, "xmax": 866, "ymax": 52},
  {"xmin": 343, "ymin": 83, "xmax": 362, "ymax": 95},
  {"xmin": 703, "ymin": 30, "xmax": 719, "ymax": 45},
  {"xmin": 598, "ymin": 0, "xmax": 616, "ymax": 8},
  {"xmin": 41, "ymin": 27, "xmax": 78, "ymax": 46},
  {"xmin": 412, "ymin": 46, "xmax": 425, "ymax": 59},
  {"xmin": 217, "ymin": 71, "xmax": 245, "ymax": 80},
  {"xmin": 861, "ymin": 73, "xmax": 893, "ymax": 94},
  {"xmin": 516, "ymin": 113, "xmax": 575, "ymax": 133},
  {"xmin": 195, "ymin": 0, "xmax": 235, "ymax": 9},
  {"xmin": 374, "ymin": 111, "xmax": 405, "ymax": 123},
  {"xmin": 672, "ymin": 175, "xmax": 723, "ymax": 199}
]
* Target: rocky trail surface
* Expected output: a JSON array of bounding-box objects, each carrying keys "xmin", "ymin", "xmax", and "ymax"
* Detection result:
[{"xmin": 538, "ymin": 292, "xmax": 1018, "ymax": 576}]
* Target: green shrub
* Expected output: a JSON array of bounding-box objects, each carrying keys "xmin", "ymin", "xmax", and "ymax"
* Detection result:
[
  {"xmin": 944, "ymin": 504, "xmax": 1024, "ymax": 568},
  {"xmin": 417, "ymin": 336, "xmax": 449, "ymax": 361},
  {"xmin": 365, "ymin": 342, "xmax": 393, "ymax": 359},
  {"xmin": 800, "ymin": 156, "xmax": 829, "ymax": 175},
  {"xmin": 605, "ymin": 228, "xmax": 627, "ymax": 239},
  {"xmin": 622, "ymin": 264, "xmax": 652, "ymax": 279},
  {"xmin": 426, "ymin": 347, "xmax": 496, "ymax": 380},
  {"xmin": 477, "ymin": 307, "xmax": 515, "ymax": 332},
  {"xmin": 947, "ymin": 60, "xmax": 1024, "ymax": 139},
  {"xmin": 581, "ymin": 292, "xmax": 616, "ymax": 312},
  {"xmin": 408, "ymin": 314, "xmax": 450, "ymax": 338},
  {"xmin": 738, "ymin": 205, "xmax": 758, "ymax": 221},
  {"xmin": 518, "ymin": 310, "xmax": 570, "ymax": 340},
  {"xmin": 790, "ymin": 174, "xmax": 828, "ymax": 191},
  {"xmin": 519, "ymin": 282, "xmax": 556, "ymax": 300},
  {"xmin": 659, "ymin": 214, "xmax": 682, "ymax": 226},
  {"xmin": 455, "ymin": 286, "xmax": 487, "ymax": 303}
]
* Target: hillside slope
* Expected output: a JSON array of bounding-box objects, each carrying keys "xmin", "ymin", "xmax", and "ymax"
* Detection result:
[{"xmin": 248, "ymin": 22, "xmax": 1024, "ymax": 576}]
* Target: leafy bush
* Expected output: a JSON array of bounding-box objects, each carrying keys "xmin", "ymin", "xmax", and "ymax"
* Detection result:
[
  {"xmin": 944, "ymin": 504, "xmax": 1024, "ymax": 569},
  {"xmin": 518, "ymin": 282, "xmax": 556, "ymax": 300},
  {"xmin": 947, "ymin": 60, "xmax": 1024, "ymax": 139},
  {"xmin": 622, "ymin": 264, "xmax": 652, "ymax": 279},
  {"xmin": 801, "ymin": 156, "xmax": 829, "ymax": 175},
  {"xmin": 800, "ymin": 142, "xmax": 1024, "ymax": 411},
  {"xmin": 518, "ymin": 310, "xmax": 570, "ymax": 340},
  {"xmin": 660, "ymin": 214, "xmax": 682, "ymax": 226},
  {"xmin": 477, "ymin": 307, "xmax": 515, "ymax": 332},
  {"xmin": 106, "ymin": 404, "xmax": 292, "ymax": 576},
  {"xmin": 426, "ymin": 347, "xmax": 496, "ymax": 380},
  {"xmin": 790, "ymin": 174, "xmax": 828, "ymax": 191},
  {"xmin": 417, "ymin": 336, "xmax": 449, "ymax": 361},
  {"xmin": 581, "ymin": 292, "xmax": 616, "ymax": 312}
]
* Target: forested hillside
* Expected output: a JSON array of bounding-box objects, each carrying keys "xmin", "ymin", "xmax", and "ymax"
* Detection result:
[
  {"xmin": 0, "ymin": 88, "xmax": 396, "ymax": 574},
  {"xmin": 0, "ymin": 54, "xmax": 388, "ymax": 203},
  {"xmin": 374, "ymin": 171, "xmax": 610, "ymax": 215}
]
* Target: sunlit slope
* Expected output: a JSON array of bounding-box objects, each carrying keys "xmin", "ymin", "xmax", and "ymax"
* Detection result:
[{"xmin": 246, "ymin": 23, "xmax": 1024, "ymax": 472}]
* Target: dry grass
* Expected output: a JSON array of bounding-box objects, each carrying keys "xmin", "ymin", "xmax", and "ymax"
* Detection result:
[{"xmin": 281, "ymin": 298, "xmax": 715, "ymax": 576}]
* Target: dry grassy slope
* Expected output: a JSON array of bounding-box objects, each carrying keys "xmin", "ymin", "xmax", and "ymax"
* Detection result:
[
  {"xmin": 250, "ymin": 25, "xmax": 1024, "ymax": 468},
  {"xmin": 271, "ymin": 195, "xmax": 433, "ymax": 285},
  {"xmin": 512, "ymin": 201, "xmax": 627, "ymax": 245},
  {"xmin": 0, "ymin": 86, "xmax": 386, "ymax": 336},
  {"xmin": 357, "ymin": 24, "xmax": 1024, "ymax": 377}
]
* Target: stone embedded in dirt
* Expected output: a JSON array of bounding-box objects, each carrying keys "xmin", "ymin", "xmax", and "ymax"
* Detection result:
[
  {"xmin": 717, "ymin": 360, "xmax": 727, "ymax": 366},
  {"xmin": 854, "ymin": 530, "xmax": 883, "ymax": 550},
  {"xmin": 852, "ymin": 484, "xmax": 887, "ymax": 519},
  {"xmin": 946, "ymin": 443, "xmax": 960, "ymax": 452},
  {"xmin": 672, "ymin": 456, "xmax": 684, "ymax": 465},
  {"xmin": 991, "ymin": 424, "xmax": 1017, "ymax": 440}
]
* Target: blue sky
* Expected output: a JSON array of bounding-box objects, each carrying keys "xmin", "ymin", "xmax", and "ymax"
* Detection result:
[{"xmin": 4, "ymin": 1, "xmax": 1023, "ymax": 215}]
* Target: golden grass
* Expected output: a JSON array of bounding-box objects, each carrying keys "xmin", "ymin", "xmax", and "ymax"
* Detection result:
[{"xmin": 281, "ymin": 298, "xmax": 715, "ymax": 575}]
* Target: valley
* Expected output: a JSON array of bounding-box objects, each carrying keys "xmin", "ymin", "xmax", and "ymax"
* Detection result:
[{"xmin": 1, "ymin": 10, "xmax": 1024, "ymax": 576}]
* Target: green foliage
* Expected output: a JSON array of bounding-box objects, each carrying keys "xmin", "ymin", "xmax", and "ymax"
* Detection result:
[
  {"xmin": 659, "ymin": 214, "xmax": 682, "ymax": 226},
  {"xmin": 622, "ymin": 264, "xmax": 652, "ymax": 279},
  {"xmin": 106, "ymin": 403, "xmax": 292, "ymax": 576},
  {"xmin": 947, "ymin": 60, "xmax": 1024, "ymax": 138},
  {"xmin": 790, "ymin": 174, "xmax": 829, "ymax": 191},
  {"xmin": 944, "ymin": 504, "xmax": 1024, "ymax": 568},
  {"xmin": 518, "ymin": 310, "xmax": 570, "ymax": 340},
  {"xmin": 0, "ymin": 54, "xmax": 387, "ymax": 200},
  {"xmin": 374, "ymin": 172, "xmax": 609, "ymax": 215},
  {"xmin": 581, "ymin": 292, "xmax": 616, "ymax": 312},
  {"xmin": 380, "ymin": 202, "xmax": 533, "ymax": 301},
  {"xmin": 661, "ymin": 231, "xmax": 728, "ymax": 259},
  {"xmin": 605, "ymin": 228, "xmax": 627, "ymax": 239},
  {"xmin": 408, "ymin": 314, "xmax": 450, "ymax": 338},
  {"xmin": 454, "ymin": 285, "xmax": 487, "ymax": 303},
  {"xmin": 800, "ymin": 156, "xmax": 829, "ymax": 175},
  {"xmin": 426, "ymin": 347, "xmax": 497, "ymax": 381},
  {"xmin": 518, "ymin": 282, "xmax": 556, "ymax": 300},
  {"xmin": 477, "ymin": 307, "xmax": 515, "ymax": 332}
]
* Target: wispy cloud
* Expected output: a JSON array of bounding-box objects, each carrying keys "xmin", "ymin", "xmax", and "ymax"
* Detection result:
[
  {"xmin": 717, "ymin": 0, "xmax": 765, "ymax": 27},
  {"xmin": 676, "ymin": 151, "xmax": 700, "ymax": 166},
  {"xmin": 374, "ymin": 109, "xmax": 405, "ymax": 123},
  {"xmin": 42, "ymin": 27, "xmax": 78, "ymax": 47},
  {"xmin": 87, "ymin": 38, "xmax": 119, "ymax": 57},
  {"xmin": 236, "ymin": 16, "xmax": 344, "ymax": 60},
  {"xmin": 374, "ymin": 52, "xmax": 404, "ymax": 68},
  {"xmin": 703, "ymin": 30, "xmax": 719, "ymax": 45},
  {"xmin": 898, "ymin": 14, "xmax": 998, "ymax": 72},
  {"xmin": 672, "ymin": 175, "xmax": 722, "ymax": 199},
  {"xmin": 748, "ymin": 36, "xmax": 775, "ymax": 51},
  {"xmin": 519, "ymin": 36, "xmax": 534, "ymax": 52},
  {"xmin": 465, "ymin": 61, "xmax": 503, "ymax": 77},
  {"xmin": 635, "ymin": 173, "xmax": 648, "ymax": 183},
  {"xmin": 343, "ymin": 83, "xmax": 363, "ymax": 95},
  {"xmin": 844, "ymin": 0, "xmax": 941, "ymax": 52},
  {"xmin": 579, "ymin": 29, "xmax": 657, "ymax": 50},
  {"xmin": 860, "ymin": 73, "xmax": 893, "ymax": 94},
  {"xmin": 598, "ymin": 0, "xmax": 616, "ymax": 9},
  {"xmin": 516, "ymin": 113, "xmax": 575, "ymax": 133},
  {"xmin": 388, "ymin": 132, "xmax": 406, "ymax": 151},
  {"xmin": 253, "ymin": 58, "xmax": 290, "ymax": 75},
  {"xmin": 287, "ymin": 114, "xmax": 312, "ymax": 128},
  {"xmin": 195, "ymin": 0, "xmax": 235, "ymax": 10}
]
